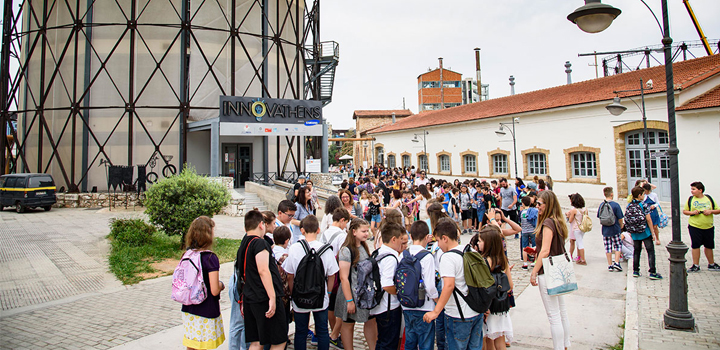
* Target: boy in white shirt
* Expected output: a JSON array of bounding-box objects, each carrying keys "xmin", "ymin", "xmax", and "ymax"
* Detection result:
[
  {"xmin": 370, "ymin": 222, "xmax": 406, "ymax": 350},
  {"xmin": 272, "ymin": 226, "xmax": 291, "ymax": 264},
  {"xmin": 403, "ymin": 221, "xmax": 439, "ymax": 350},
  {"xmin": 423, "ymin": 218, "xmax": 483, "ymax": 350},
  {"xmin": 320, "ymin": 207, "xmax": 350, "ymax": 347},
  {"xmin": 282, "ymin": 215, "xmax": 339, "ymax": 350}
]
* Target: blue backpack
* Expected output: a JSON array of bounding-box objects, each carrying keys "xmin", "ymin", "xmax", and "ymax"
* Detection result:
[{"xmin": 394, "ymin": 250, "xmax": 431, "ymax": 308}]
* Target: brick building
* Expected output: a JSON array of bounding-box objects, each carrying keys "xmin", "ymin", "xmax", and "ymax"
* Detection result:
[
  {"xmin": 418, "ymin": 58, "xmax": 463, "ymax": 112},
  {"xmin": 352, "ymin": 110, "xmax": 413, "ymax": 169}
]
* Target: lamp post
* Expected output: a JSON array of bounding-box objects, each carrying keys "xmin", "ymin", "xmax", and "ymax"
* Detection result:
[
  {"xmin": 412, "ymin": 130, "xmax": 428, "ymax": 171},
  {"xmin": 495, "ymin": 118, "xmax": 519, "ymax": 178},
  {"xmin": 569, "ymin": 0, "xmax": 695, "ymax": 330},
  {"xmin": 606, "ymin": 79, "xmax": 654, "ymax": 184}
]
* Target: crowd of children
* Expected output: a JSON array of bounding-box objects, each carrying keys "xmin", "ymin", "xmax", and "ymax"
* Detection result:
[{"xmin": 175, "ymin": 166, "xmax": 720, "ymax": 350}]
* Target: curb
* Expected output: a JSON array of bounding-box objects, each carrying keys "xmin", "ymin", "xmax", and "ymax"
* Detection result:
[{"xmin": 623, "ymin": 262, "xmax": 639, "ymax": 350}]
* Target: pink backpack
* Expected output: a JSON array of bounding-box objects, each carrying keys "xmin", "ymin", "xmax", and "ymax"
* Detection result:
[{"xmin": 171, "ymin": 249, "xmax": 210, "ymax": 305}]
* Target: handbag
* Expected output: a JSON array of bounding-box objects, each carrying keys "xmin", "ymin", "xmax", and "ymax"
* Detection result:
[
  {"xmin": 542, "ymin": 243, "xmax": 578, "ymax": 296},
  {"xmin": 658, "ymin": 205, "xmax": 669, "ymax": 229}
]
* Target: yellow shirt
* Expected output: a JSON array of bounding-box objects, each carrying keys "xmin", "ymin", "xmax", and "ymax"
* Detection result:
[{"xmin": 684, "ymin": 195, "xmax": 719, "ymax": 230}]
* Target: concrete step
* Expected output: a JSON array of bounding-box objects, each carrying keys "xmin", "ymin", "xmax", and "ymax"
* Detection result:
[{"xmin": 236, "ymin": 190, "xmax": 271, "ymax": 216}]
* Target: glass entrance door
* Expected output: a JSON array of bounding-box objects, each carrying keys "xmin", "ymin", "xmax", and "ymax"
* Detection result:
[
  {"xmin": 625, "ymin": 130, "xmax": 670, "ymax": 202},
  {"xmin": 222, "ymin": 144, "xmax": 253, "ymax": 187}
]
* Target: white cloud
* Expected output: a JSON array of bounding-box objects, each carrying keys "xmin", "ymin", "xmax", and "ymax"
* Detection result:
[{"xmin": 320, "ymin": 0, "xmax": 720, "ymax": 129}]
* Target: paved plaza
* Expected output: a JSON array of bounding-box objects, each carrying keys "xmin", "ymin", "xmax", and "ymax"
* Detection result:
[{"xmin": 0, "ymin": 199, "xmax": 718, "ymax": 349}]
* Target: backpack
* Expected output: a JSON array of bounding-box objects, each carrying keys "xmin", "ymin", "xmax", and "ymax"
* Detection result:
[
  {"xmin": 624, "ymin": 201, "xmax": 647, "ymax": 234},
  {"xmin": 444, "ymin": 245, "xmax": 496, "ymax": 320},
  {"xmin": 579, "ymin": 208, "xmax": 593, "ymax": 233},
  {"xmin": 355, "ymin": 250, "xmax": 397, "ymax": 310},
  {"xmin": 172, "ymin": 249, "xmax": 210, "ymax": 305},
  {"xmin": 487, "ymin": 266, "xmax": 512, "ymax": 315},
  {"xmin": 394, "ymin": 250, "xmax": 431, "ymax": 308},
  {"xmin": 292, "ymin": 240, "xmax": 333, "ymax": 309},
  {"xmin": 598, "ymin": 201, "xmax": 616, "ymax": 226},
  {"xmin": 286, "ymin": 187, "xmax": 296, "ymax": 202},
  {"xmin": 451, "ymin": 196, "xmax": 460, "ymax": 213}
]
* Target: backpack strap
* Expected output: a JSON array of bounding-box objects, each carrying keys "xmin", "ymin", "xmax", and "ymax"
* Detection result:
[
  {"xmin": 324, "ymin": 231, "xmax": 343, "ymax": 249},
  {"xmin": 708, "ymin": 195, "xmax": 716, "ymax": 210},
  {"xmin": 316, "ymin": 243, "xmax": 333, "ymax": 257},
  {"xmin": 299, "ymin": 239, "xmax": 311, "ymax": 254}
]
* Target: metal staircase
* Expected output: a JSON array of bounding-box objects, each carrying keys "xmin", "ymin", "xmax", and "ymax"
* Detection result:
[{"xmin": 305, "ymin": 41, "xmax": 339, "ymax": 106}]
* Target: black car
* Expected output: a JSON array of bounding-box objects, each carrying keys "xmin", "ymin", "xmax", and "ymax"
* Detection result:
[{"xmin": 0, "ymin": 173, "xmax": 57, "ymax": 213}]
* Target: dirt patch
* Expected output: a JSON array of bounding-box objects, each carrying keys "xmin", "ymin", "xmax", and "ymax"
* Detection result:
[{"xmin": 138, "ymin": 258, "xmax": 178, "ymax": 280}]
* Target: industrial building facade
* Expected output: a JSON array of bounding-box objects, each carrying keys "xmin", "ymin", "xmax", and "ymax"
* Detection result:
[{"xmin": 0, "ymin": 0, "xmax": 336, "ymax": 190}]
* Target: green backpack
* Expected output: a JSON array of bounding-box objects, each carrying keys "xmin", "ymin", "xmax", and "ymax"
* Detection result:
[{"xmin": 445, "ymin": 245, "xmax": 496, "ymax": 320}]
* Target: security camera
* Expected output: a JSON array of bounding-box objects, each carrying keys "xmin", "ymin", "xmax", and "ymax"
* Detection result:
[{"xmin": 646, "ymin": 79, "xmax": 653, "ymax": 89}]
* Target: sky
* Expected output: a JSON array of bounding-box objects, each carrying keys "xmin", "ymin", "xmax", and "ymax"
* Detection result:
[{"xmin": 319, "ymin": 0, "xmax": 720, "ymax": 129}]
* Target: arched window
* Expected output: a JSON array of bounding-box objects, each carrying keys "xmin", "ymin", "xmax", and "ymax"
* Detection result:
[
  {"xmin": 387, "ymin": 154, "xmax": 396, "ymax": 168},
  {"xmin": 463, "ymin": 155, "xmax": 476, "ymax": 173},
  {"xmin": 493, "ymin": 154, "xmax": 508, "ymax": 174}
]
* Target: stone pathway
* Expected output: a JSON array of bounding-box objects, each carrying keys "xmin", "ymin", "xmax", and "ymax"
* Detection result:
[{"xmin": 634, "ymin": 214, "xmax": 720, "ymax": 350}]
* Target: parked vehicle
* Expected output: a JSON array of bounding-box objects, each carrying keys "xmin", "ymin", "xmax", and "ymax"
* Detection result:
[{"xmin": 0, "ymin": 173, "xmax": 57, "ymax": 213}]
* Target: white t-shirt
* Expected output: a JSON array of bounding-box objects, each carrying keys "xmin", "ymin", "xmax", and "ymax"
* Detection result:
[
  {"xmin": 439, "ymin": 245, "xmax": 480, "ymax": 319},
  {"xmin": 370, "ymin": 245, "xmax": 400, "ymax": 315},
  {"xmin": 402, "ymin": 245, "xmax": 438, "ymax": 312},
  {"xmin": 416, "ymin": 178, "xmax": 429, "ymax": 187},
  {"xmin": 320, "ymin": 225, "xmax": 347, "ymax": 256},
  {"xmin": 282, "ymin": 239, "xmax": 339, "ymax": 313},
  {"xmin": 319, "ymin": 214, "xmax": 333, "ymax": 233},
  {"xmin": 276, "ymin": 218, "xmax": 303, "ymax": 244},
  {"xmin": 273, "ymin": 246, "xmax": 288, "ymax": 261}
]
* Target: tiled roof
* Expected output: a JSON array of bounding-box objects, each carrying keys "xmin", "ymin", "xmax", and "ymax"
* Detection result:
[
  {"xmin": 352, "ymin": 109, "xmax": 413, "ymax": 119},
  {"xmin": 677, "ymin": 85, "xmax": 720, "ymax": 111},
  {"xmin": 371, "ymin": 54, "xmax": 720, "ymax": 134}
]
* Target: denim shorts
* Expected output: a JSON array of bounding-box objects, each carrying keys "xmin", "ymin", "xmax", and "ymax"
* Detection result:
[
  {"xmin": 371, "ymin": 214, "xmax": 382, "ymax": 223},
  {"xmin": 521, "ymin": 232, "xmax": 536, "ymax": 248}
]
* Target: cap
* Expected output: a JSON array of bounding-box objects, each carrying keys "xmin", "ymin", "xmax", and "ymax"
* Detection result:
[{"xmin": 298, "ymin": 175, "xmax": 306, "ymax": 180}]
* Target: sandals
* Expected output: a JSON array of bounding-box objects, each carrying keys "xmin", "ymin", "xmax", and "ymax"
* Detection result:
[{"xmin": 577, "ymin": 260, "xmax": 587, "ymax": 265}]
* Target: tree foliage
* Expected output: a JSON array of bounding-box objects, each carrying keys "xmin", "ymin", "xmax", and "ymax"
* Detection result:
[{"xmin": 144, "ymin": 166, "xmax": 231, "ymax": 246}]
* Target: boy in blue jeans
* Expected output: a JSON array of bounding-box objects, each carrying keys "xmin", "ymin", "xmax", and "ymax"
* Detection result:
[
  {"xmin": 423, "ymin": 218, "xmax": 483, "ymax": 350},
  {"xmin": 626, "ymin": 187, "xmax": 663, "ymax": 280},
  {"xmin": 403, "ymin": 221, "xmax": 439, "ymax": 350},
  {"xmin": 371, "ymin": 222, "xmax": 406, "ymax": 350},
  {"xmin": 520, "ymin": 196, "xmax": 538, "ymax": 270}
]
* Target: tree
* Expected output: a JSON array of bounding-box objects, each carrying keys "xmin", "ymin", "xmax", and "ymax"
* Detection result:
[{"xmin": 340, "ymin": 129, "xmax": 355, "ymax": 157}]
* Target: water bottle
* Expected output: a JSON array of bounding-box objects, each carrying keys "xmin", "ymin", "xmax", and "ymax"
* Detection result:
[{"xmin": 418, "ymin": 279, "xmax": 427, "ymax": 301}]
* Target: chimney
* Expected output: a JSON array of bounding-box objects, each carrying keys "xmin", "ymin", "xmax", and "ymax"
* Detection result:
[
  {"xmin": 509, "ymin": 75, "xmax": 515, "ymax": 95},
  {"xmin": 565, "ymin": 61, "xmax": 573, "ymax": 84},
  {"xmin": 392, "ymin": 112, "xmax": 396, "ymax": 124},
  {"xmin": 439, "ymin": 57, "xmax": 444, "ymax": 109},
  {"xmin": 474, "ymin": 48, "xmax": 482, "ymax": 101}
]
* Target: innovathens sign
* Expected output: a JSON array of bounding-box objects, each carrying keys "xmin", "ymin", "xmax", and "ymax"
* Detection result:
[{"xmin": 219, "ymin": 96, "xmax": 324, "ymax": 136}]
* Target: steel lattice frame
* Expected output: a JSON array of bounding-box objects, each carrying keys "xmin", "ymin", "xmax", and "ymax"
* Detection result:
[{"xmin": 0, "ymin": 0, "xmax": 323, "ymax": 191}]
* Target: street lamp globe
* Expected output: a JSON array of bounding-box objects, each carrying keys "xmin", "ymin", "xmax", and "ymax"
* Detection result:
[
  {"xmin": 495, "ymin": 126, "xmax": 506, "ymax": 136},
  {"xmin": 606, "ymin": 97, "xmax": 627, "ymax": 116},
  {"xmin": 567, "ymin": 0, "xmax": 622, "ymax": 33},
  {"xmin": 412, "ymin": 136, "xmax": 419, "ymax": 143}
]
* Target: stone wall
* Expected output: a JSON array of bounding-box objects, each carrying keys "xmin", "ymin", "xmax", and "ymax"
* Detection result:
[
  {"xmin": 55, "ymin": 192, "xmax": 146, "ymax": 208},
  {"xmin": 309, "ymin": 173, "xmax": 335, "ymax": 191}
]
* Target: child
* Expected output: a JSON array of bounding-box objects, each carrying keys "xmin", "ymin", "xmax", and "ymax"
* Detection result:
[
  {"xmin": 272, "ymin": 226, "xmax": 291, "ymax": 263},
  {"xmin": 371, "ymin": 221, "xmax": 406, "ymax": 350},
  {"xmin": 402, "ymin": 190, "xmax": 415, "ymax": 230},
  {"xmin": 520, "ymin": 196, "xmax": 538, "ymax": 270},
  {"xmin": 599, "ymin": 187, "xmax": 625, "ymax": 272},
  {"xmin": 321, "ymin": 207, "xmax": 350, "ymax": 348},
  {"xmin": 566, "ymin": 193, "xmax": 587, "ymax": 265},
  {"xmin": 360, "ymin": 190, "xmax": 370, "ymax": 221},
  {"xmin": 236, "ymin": 210, "xmax": 288, "ymax": 350},
  {"xmin": 626, "ymin": 187, "xmax": 662, "ymax": 280},
  {"xmin": 335, "ymin": 219, "xmax": 377, "ymax": 350},
  {"xmin": 683, "ymin": 181, "xmax": 720, "ymax": 272},
  {"xmin": 403, "ymin": 221, "xmax": 439, "ymax": 350},
  {"xmin": 423, "ymin": 217, "xmax": 483, "ymax": 350},
  {"xmin": 477, "ymin": 225, "xmax": 514, "ymax": 350},
  {"xmin": 181, "ymin": 216, "xmax": 226, "ymax": 350},
  {"xmin": 450, "ymin": 187, "xmax": 461, "ymax": 226},
  {"xmin": 459, "ymin": 185, "xmax": 473, "ymax": 234},
  {"xmin": 368, "ymin": 194, "xmax": 383, "ymax": 237},
  {"xmin": 282, "ymin": 215, "xmax": 339, "ymax": 350},
  {"xmin": 642, "ymin": 183, "xmax": 661, "ymax": 245}
]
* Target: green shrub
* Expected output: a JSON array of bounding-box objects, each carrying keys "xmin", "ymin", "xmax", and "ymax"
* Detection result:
[
  {"xmin": 108, "ymin": 218, "xmax": 156, "ymax": 247},
  {"xmin": 143, "ymin": 165, "xmax": 231, "ymax": 243}
]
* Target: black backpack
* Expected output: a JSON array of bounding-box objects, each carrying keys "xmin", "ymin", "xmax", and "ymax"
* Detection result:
[
  {"xmin": 624, "ymin": 201, "xmax": 646, "ymax": 234},
  {"xmin": 487, "ymin": 266, "xmax": 512, "ymax": 314},
  {"xmin": 292, "ymin": 240, "xmax": 332, "ymax": 309},
  {"xmin": 688, "ymin": 195, "xmax": 715, "ymax": 212}
]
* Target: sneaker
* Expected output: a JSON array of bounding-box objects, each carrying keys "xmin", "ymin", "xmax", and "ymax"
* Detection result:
[
  {"xmin": 330, "ymin": 337, "xmax": 344, "ymax": 349},
  {"xmin": 310, "ymin": 334, "xmax": 318, "ymax": 346},
  {"xmin": 522, "ymin": 264, "xmax": 529, "ymax": 270},
  {"xmin": 307, "ymin": 330, "xmax": 314, "ymax": 341},
  {"xmin": 612, "ymin": 262, "xmax": 623, "ymax": 272},
  {"xmin": 608, "ymin": 265, "xmax": 614, "ymax": 272},
  {"xmin": 514, "ymin": 234, "xmax": 520, "ymax": 239},
  {"xmin": 573, "ymin": 256, "xmax": 581, "ymax": 262},
  {"xmin": 708, "ymin": 263, "xmax": 720, "ymax": 271},
  {"xmin": 530, "ymin": 262, "xmax": 535, "ymax": 267},
  {"xmin": 687, "ymin": 265, "xmax": 701, "ymax": 273},
  {"xmin": 649, "ymin": 272, "xmax": 663, "ymax": 280},
  {"xmin": 633, "ymin": 271, "xmax": 641, "ymax": 278}
]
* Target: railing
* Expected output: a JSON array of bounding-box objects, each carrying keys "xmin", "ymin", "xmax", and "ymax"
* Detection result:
[{"xmin": 251, "ymin": 172, "xmax": 307, "ymax": 186}]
